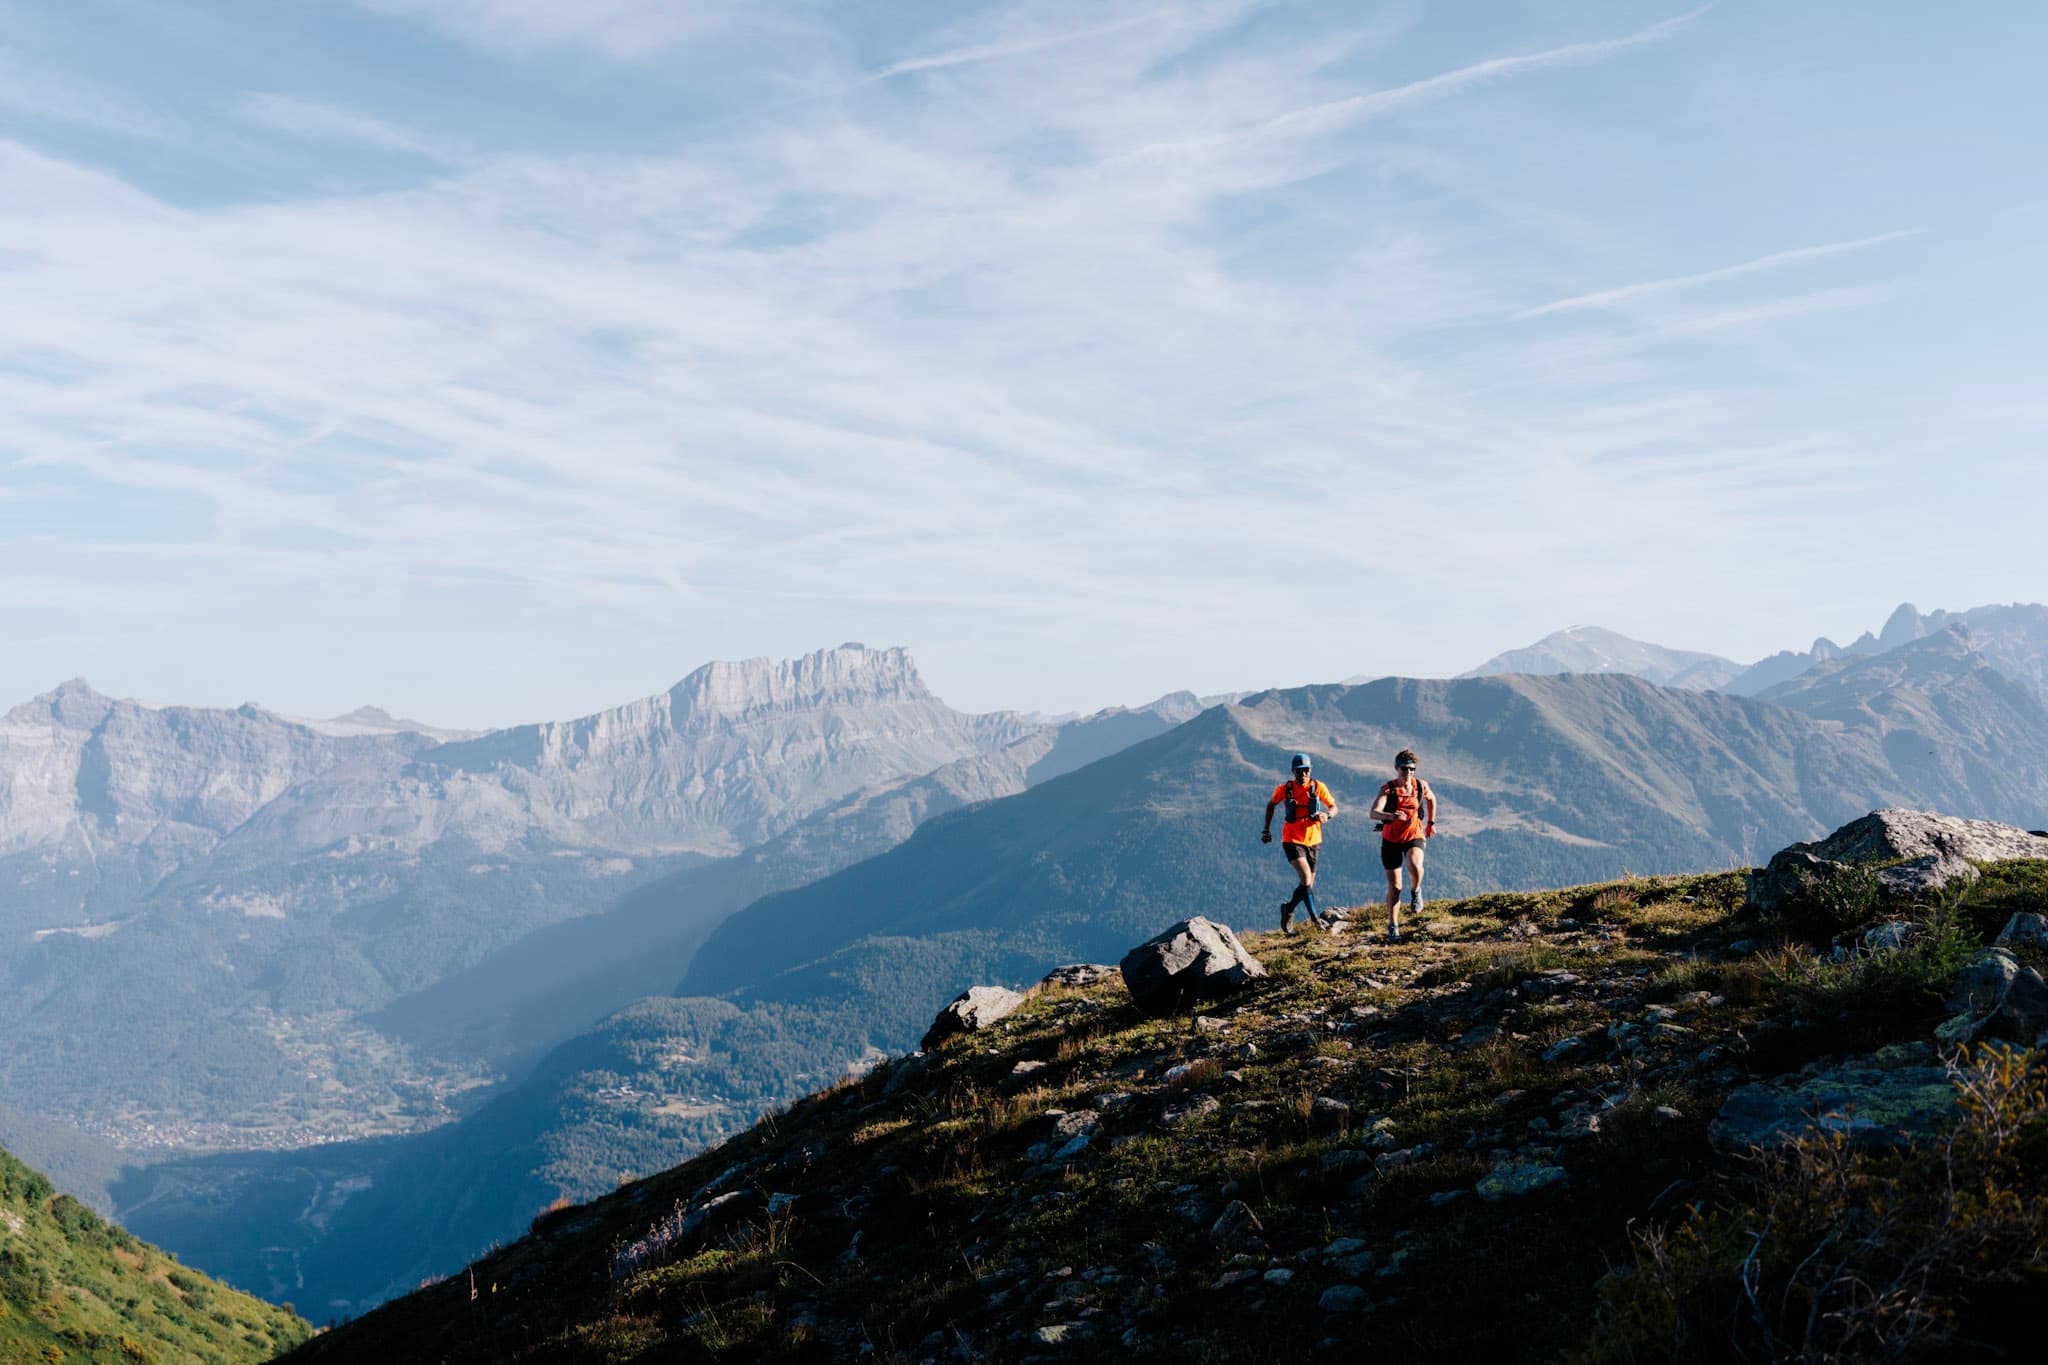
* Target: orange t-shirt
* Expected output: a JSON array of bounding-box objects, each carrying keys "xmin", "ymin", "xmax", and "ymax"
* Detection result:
[
  {"xmin": 1378, "ymin": 778, "xmax": 1432, "ymax": 843},
  {"xmin": 1270, "ymin": 779, "xmax": 1334, "ymax": 846}
]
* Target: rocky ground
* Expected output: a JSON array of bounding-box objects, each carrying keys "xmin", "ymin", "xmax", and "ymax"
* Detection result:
[{"xmin": 285, "ymin": 816, "xmax": 2048, "ymax": 1364}]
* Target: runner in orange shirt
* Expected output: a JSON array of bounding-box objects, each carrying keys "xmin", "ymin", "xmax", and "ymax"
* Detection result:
[
  {"xmin": 1261, "ymin": 752, "xmax": 1338, "ymax": 934},
  {"xmin": 1369, "ymin": 748, "xmax": 1436, "ymax": 940}
]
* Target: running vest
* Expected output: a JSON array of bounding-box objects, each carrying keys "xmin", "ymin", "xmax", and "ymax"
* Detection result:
[
  {"xmin": 1378, "ymin": 778, "xmax": 1430, "ymax": 842},
  {"xmin": 1284, "ymin": 781, "xmax": 1323, "ymax": 824}
]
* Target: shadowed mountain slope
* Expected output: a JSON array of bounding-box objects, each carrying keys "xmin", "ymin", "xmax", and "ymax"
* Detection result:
[{"xmin": 280, "ymin": 859, "xmax": 2048, "ymax": 1364}]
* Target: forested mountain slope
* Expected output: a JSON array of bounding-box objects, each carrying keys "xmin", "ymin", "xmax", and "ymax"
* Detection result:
[{"xmin": 0, "ymin": 1140, "xmax": 309, "ymax": 1362}]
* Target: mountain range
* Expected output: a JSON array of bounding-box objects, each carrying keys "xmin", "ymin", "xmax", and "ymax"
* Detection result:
[
  {"xmin": 7, "ymin": 603, "xmax": 2048, "ymax": 1320},
  {"xmin": 114, "ymin": 646, "xmax": 2048, "ymax": 1314}
]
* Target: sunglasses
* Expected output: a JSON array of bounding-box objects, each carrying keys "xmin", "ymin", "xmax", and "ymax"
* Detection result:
[{"xmin": 1398, "ymin": 762, "xmax": 1417, "ymax": 770}]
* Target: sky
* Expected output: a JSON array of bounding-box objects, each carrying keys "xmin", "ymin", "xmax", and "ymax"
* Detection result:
[{"xmin": 2, "ymin": 0, "xmax": 2044, "ymax": 727}]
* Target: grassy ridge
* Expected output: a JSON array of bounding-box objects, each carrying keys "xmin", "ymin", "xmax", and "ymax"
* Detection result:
[
  {"xmin": 287, "ymin": 866, "xmax": 2048, "ymax": 1363},
  {"xmin": 0, "ymin": 1144, "xmax": 309, "ymax": 1365}
]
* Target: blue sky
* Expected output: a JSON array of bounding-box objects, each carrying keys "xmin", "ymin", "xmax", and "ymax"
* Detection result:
[{"xmin": 2, "ymin": 0, "xmax": 2044, "ymax": 726}]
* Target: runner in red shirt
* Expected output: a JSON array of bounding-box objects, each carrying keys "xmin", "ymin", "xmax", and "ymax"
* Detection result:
[{"xmin": 1369, "ymin": 748, "xmax": 1435, "ymax": 940}]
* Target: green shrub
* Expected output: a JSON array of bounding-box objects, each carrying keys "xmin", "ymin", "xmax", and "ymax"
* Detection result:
[{"xmin": 1574, "ymin": 1044, "xmax": 2048, "ymax": 1363}]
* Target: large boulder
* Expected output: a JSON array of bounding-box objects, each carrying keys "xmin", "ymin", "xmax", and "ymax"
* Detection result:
[
  {"xmin": 1748, "ymin": 809, "xmax": 2048, "ymax": 915},
  {"xmin": 1710, "ymin": 1059, "xmax": 1958, "ymax": 1151},
  {"xmin": 1119, "ymin": 917, "xmax": 1267, "ymax": 1015},
  {"xmin": 920, "ymin": 985, "xmax": 1027, "ymax": 1051}
]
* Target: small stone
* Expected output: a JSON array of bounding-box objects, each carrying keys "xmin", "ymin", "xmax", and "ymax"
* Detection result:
[
  {"xmin": 1050, "ymin": 1110, "xmax": 1100, "ymax": 1139},
  {"xmin": 1211, "ymin": 1269, "xmax": 1258, "ymax": 1290},
  {"xmin": 1312, "ymin": 1096, "xmax": 1351, "ymax": 1122},
  {"xmin": 1323, "ymin": 1237, "xmax": 1367, "ymax": 1256},
  {"xmin": 1541, "ymin": 1037, "xmax": 1587, "ymax": 1063},
  {"xmin": 1653, "ymin": 1106, "xmax": 1684, "ymax": 1123},
  {"xmin": 1319, "ymin": 1285, "xmax": 1370, "ymax": 1314},
  {"xmin": 1427, "ymin": 1190, "xmax": 1468, "ymax": 1207},
  {"xmin": 1195, "ymin": 1015, "xmax": 1231, "ymax": 1033},
  {"xmin": 1238, "ymin": 1042, "xmax": 1259, "ymax": 1062},
  {"xmin": 1330, "ymin": 1251, "xmax": 1377, "ymax": 1278},
  {"xmin": 1210, "ymin": 1199, "xmax": 1267, "ymax": 1253},
  {"xmin": 1011, "ymin": 1059, "xmax": 1047, "ymax": 1078},
  {"xmin": 1476, "ymin": 1163, "xmax": 1569, "ymax": 1201},
  {"xmin": 1862, "ymin": 920, "xmax": 1918, "ymax": 952},
  {"xmin": 1263, "ymin": 1268, "xmax": 1296, "ymax": 1286},
  {"xmin": 1033, "ymin": 1322, "xmax": 1095, "ymax": 1346},
  {"xmin": 1053, "ymin": 1135, "xmax": 1091, "ymax": 1160},
  {"xmin": 1164, "ymin": 1094, "xmax": 1222, "ymax": 1124}
]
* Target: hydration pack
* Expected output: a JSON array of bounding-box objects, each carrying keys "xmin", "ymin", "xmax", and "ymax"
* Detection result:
[{"xmin": 1284, "ymin": 781, "xmax": 1322, "ymax": 824}]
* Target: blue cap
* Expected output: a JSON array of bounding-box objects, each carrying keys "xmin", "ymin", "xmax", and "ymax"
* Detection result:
[{"xmin": 1290, "ymin": 752, "xmax": 1312, "ymax": 771}]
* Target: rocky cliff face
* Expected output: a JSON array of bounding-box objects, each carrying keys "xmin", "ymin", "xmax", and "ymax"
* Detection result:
[
  {"xmin": 413, "ymin": 644, "xmax": 1041, "ymax": 855},
  {"xmin": 0, "ymin": 679, "xmax": 409, "ymax": 860}
]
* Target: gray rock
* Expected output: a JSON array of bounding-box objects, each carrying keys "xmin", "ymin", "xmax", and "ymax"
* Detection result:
[
  {"xmin": 1329, "ymin": 1251, "xmax": 1377, "ymax": 1278},
  {"xmin": 1322, "ymin": 1237, "xmax": 1367, "ymax": 1257},
  {"xmin": 1862, "ymin": 920, "xmax": 1919, "ymax": 952},
  {"xmin": 1750, "ymin": 809, "xmax": 2048, "ymax": 914},
  {"xmin": 1311, "ymin": 1096, "xmax": 1351, "ymax": 1123},
  {"xmin": 1995, "ymin": 913, "xmax": 2048, "ymax": 949},
  {"xmin": 921, "ymin": 985, "xmax": 1028, "ymax": 1051},
  {"xmin": 1263, "ymin": 1268, "xmax": 1296, "ymax": 1286},
  {"xmin": 1039, "ymin": 963, "xmax": 1118, "ymax": 990},
  {"xmin": 1321, "ymin": 1150, "xmax": 1375, "ymax": 1176},
  {"xmin": 1951, "ymin": 949, "xmax": 2021, "ymax": 1016},
  {"xmin": 1210, "ymin": 1199, "xmax": 1266, "ymax": 1253},
  {"xmin": 1163, "ymin": 1094, "xmax": 1222, "ymax": 1124},
  {"xmin": 1710, "ymin": 1061, "xmax": 1957, "ymax": 1151},
  {"xmin": 1119, "ymin": 917, "xmax": 1268, "ymax": 1015},
  {"xmin": 1033, "ymin": 1322, "xmax": 1094, "ymax": 1346},
  {"xmin": 1875, "ymin": 853, "xmax": 1980, "ymax": 902},
  {"xmin": 1049, "ymin": 1110, "xmax": 1100, "ymax": 1139},
  {"xmin": 1541, "ymin": 1036, "xmax": 1588, "ymax": 1063},
  {"xmin": 1319, "ymin": 1285, "xmax": 1370, "ymax": 1314},
  {"xmin": 1475, "ymin": 1163, "xmax": 1568, "ymax": 1201}
]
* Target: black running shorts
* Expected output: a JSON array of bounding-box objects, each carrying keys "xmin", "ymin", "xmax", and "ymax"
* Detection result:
[
  {"xmin": 1282, "ymin": 842, "xmax": 1318, "ymax": 872},
  {"xmin": 1380, "ymin": 838, "xmax": 1424, "ymax": 870}
]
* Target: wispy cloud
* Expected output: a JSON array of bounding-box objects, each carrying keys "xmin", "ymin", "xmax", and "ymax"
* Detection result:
[
  {"xmin": 872, "ymin": 10, "xmax": 1174, "ymax": 81},
  {"xmin": 0, "ymin": 41, "xmax": 175, "ymax": 140},
  {"xmin": 0, "ymin": 1, "xmax": 1992, "ymax": 717},
  {"xmin": 235, "ymin": 94, "xmax": 457, "ymax": 162},
  {"xmin": 1516, "ymin": 230, "xmax": 1919, "ymax": 319},
  {"xmin": 354, "ymin": 0, "xmax": 770, "ymax": 61},
  {"xmin": 1262, "ymin": 6, "xmax": 1711, "ymax": 137}
]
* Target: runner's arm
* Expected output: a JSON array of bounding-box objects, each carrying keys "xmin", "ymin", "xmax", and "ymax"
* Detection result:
[
  {"xmin": 1318, "ymin": 781, "xmax": 1337, "ymax": 818},
  {"xmin": 1262, "ymin": 798, "xmax": 1280, "ymax": 834}
]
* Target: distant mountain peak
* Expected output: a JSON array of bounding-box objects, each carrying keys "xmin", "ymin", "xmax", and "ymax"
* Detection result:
[
  {"xmin": 668, "ymin": 643, "xmax": 933, "ymax": 721},
  {"xmin": 1461, "ymin": 626, "xmax": 1741, "ymax": 692}
]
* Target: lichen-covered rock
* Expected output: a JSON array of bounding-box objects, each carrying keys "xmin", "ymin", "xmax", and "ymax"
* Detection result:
[
  {"xmin": 1710, "ymin": 1062, "xmax": 1958, "ymax": 1151},
  {"xmin": 920, "ymin": 985, "xmax": 1026, "ymax": 1051},
  {"xmin": 1750, "ymin": 810, "xmax": 2048, "ymax": 915},
  {"xmin": 1119, "ymin": 916, "xmax": 1267, "ymax": 1014},
  {"xmin": 1476, "ymin": 1163, "xmax": 1567, "ymax": 1201}
]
